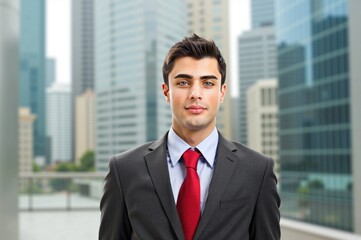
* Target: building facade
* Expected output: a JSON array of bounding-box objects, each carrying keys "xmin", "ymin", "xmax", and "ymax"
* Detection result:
[
  {"xmin": 46, "ymin": 83, "xmax": 72, "ymax": 163},
  {"xmin": 186, "ymin": 0, "xmax": 232, "ymax": 139},
  {"xmin": 247, "ymin": 79, "xmax": 279, "ymax": 178},
  {"xmin": 72, "ymin": 0, "xmax": 94, "ymax": 96},
  {"xmin": 18, "ymin": 107, "xmax": 36, "ymax": 173},
  {"xmin": 277, "ymin": 0, "xmax": 361, "ymax": 233},
  {"xmin": 46, "ymin": 58, "xmax": 56, "ymax": 88},
  {"xmin": 19, "ymin": 0, "xmax": 46, "ymax": 158},
  {"xmin": 237, "ymin": 26, "xmax": 277, "ymax": 144},
  {"xmin": 75, "ymin": 89, "xmax": 95, "ymax": 164},
  {"xmin": 251, "ymin": 0, "xmax": 275, "ymax": 28},
  {"xmin": 72, "ymin": 0, "xmax": 95, "ymax": 161},
  {"xmin": 18, "ymin": 107, "xmax": 36, "ymax": 191},
  {"xmin": 94, "ymin": 0, "xmax": 186, "ymax": 171}
]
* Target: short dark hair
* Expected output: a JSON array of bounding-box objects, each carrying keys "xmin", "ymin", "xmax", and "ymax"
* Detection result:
[{"xmin": 162, "ymin": 34, "xmax": 226, "ymax": 86}]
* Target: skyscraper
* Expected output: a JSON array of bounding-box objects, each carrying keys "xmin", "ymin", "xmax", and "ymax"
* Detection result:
[
  {"xmin": 277, "ymin": 0, "xmax": 361, "ymax": 233},
  {"xmin": 186, "ymin": 0, "xmax": 232, "ymax": 139},
  {"xmin": 94, "ymin": 0, "xmax": 186, "ymax": 171},
  {"xmin": 72, "ymin": 0, "xmax": 95, "ymax": 161},
  {"xmin": 236, "ymin": 0, "xmax": 277, "ymax": 144},
  {"xmin": 72, "ymin": 0, "xmax": 94, "ymax": 96},
  {"xmin": 251, "ymin": 0, "xmax": 275, "ymax": 28},
  {"xmin": 46, "ymin": 58, "xmax": 56, "ymax": 88},
  {"xmin": 19, "ymin": 0, "xmax": 46, "ymax": 158},
  {"xmin": 237, "ymin": 26, "xmax": 277, "ymax": 144},
  {"xmin": 247, "ymin": 79, "xmax": 279, "ymax": 178},
  {"xmin": 46, "ymin": 83, "xmax": 72, "ymax": 163},
  {"xmin": 75, "ymin": 90, "xmax": 95, "ymax": 164}
]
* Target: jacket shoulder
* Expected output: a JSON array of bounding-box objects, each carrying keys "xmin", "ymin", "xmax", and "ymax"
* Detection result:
[
  {"xmin": 112, "ymin": 141, "xmax": 154, "ymax": 165},
  {"xmin": 232, "ymin": 141, "xmax": 270, "ymax": 160},
  {"xmin": 111, "ymin": 133, "xmax": 168, "ymax": 165},
  {"xmin": 218, "ymin": 132, "xmax": 270, "ymax": 162}
]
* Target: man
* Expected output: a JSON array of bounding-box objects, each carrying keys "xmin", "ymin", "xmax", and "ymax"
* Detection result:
[{"xmin": 99, "ymin": 34, "xmax": 280, "ymax": 240}]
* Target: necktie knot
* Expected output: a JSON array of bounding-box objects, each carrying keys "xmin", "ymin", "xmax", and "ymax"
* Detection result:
[{"xmin": 182, "ymin": 149, "xmax": 200, "ymax": 169}]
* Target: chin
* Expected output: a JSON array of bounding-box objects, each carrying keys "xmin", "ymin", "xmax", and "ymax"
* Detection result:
[{"xmin": 184, "ymin": 122, "xmax": 210, "ymax": 131}]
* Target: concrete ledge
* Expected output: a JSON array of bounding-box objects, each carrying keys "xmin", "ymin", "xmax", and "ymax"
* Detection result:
[{"xmin": 281, "ymin": 218, "xmax": 361, "ymax": 240}]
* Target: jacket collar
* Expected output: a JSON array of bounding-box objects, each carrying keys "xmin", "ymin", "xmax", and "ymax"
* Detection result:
[
  {"xmin": 145, "ymin": 133, "xmax": 184, "ymax": 239},
  {"xmin": 194, "ymin": 133, "xmax": 240, "ymax": 239}
]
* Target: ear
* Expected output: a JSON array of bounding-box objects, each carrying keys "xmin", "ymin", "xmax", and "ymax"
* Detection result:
[
  {"xmin": 220, "ymin": 84, "xmax": 226, "ymax": 103},
  {"xmin": 162, "ymin": 83, "xmax": 170, "ymax": 103}
]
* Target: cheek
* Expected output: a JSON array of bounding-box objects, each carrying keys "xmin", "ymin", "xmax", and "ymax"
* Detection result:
[
  {"xmin": 208, "ymin": 92, "xmax": 222, "ymax": 103},
  {"xmin": 169, "ymin": 91, "xmax": 184, "ymax": 103}
]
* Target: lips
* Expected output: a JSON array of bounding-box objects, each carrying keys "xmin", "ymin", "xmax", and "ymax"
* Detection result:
[{"xmin": 185, "ymin": 104, "xmax": 206, "ymax": 114}]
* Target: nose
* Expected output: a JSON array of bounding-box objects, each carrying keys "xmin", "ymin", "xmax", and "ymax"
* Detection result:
[{"xmin": 189, "ymin": 83, "xmax": 202, "ymax": 100}]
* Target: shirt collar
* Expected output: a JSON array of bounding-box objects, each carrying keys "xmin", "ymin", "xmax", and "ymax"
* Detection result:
[{"xmin": 167, "ymin": 127, "xmax": 218, "ymax": 168}]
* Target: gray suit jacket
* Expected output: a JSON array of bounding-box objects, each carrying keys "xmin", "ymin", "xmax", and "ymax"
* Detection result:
[{"xmin": 99, "ymin": 132, "xmax": 280, "ymax": 240}]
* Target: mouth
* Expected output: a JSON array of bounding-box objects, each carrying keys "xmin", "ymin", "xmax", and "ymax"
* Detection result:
[{"xmin": 185, "ymin": 105, "xmax": 207, "ymax": 114}]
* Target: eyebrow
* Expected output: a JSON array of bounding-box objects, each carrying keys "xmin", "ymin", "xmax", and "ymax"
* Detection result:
[{"xmin": 174, "ymin": 73, "xmax": 218, "ymax": 80}]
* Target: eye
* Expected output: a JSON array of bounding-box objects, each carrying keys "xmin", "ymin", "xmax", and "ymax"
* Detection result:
[
  {"xmin": 177, "ymin": 80, "xmax": 190, "ymax": 86},
  {"xmin": 203, "ymin": 81, "xmax": 215, "ymax": 87}
]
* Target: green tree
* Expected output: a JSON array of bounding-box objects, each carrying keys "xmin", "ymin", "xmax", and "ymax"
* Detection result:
[
  {"xmin": 32, "ymin": 161, "xmax": 41, "ymax": 172},
  {"xmin": 79, "ymin": 150, "xmax": 95, "ymax": 172},
  {"xmin": 56, "ymin": 162, "xmax": 78, "ymax": 172}
]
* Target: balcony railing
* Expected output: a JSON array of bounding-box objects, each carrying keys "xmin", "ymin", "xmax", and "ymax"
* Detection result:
[
  {"xmin": 281, "ymin": 218, "xmax": 361, "ymax": 240},
  {"xmin": 19, "ymin": 172, "xmax": 361, "ymax": 240},
  {"xmin": 19, "ymin": 172, "xmax": 105, "ymax": 211}
]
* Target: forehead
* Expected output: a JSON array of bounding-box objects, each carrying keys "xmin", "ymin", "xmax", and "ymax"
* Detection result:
[{"xmin": 170, "ymin": 57, "xmax": 220, "ymax": 76}]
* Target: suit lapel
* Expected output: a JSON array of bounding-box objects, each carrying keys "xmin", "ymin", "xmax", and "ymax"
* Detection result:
[
  {"xmin": 194, "ymin": 134, "xmax": 240, "ymax": 239},
  {"xmin": 144, "ymin": 134, "xmax": 184, "ymax": 240}
]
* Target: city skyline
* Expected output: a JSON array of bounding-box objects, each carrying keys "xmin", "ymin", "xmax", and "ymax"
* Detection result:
[
  {"xmin": 46, "ymin": 0, "xmax": 250, "ymax": 97},
  {"xmin": 2, "ymin": 0, "xmax": 361, "ymax": 239}
]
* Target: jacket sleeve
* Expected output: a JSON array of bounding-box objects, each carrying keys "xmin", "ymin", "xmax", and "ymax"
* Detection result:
[
  {"xmin": 250, "ymin": 158, "xmax": 281, "ymax": 240},
  {"xmin": 99, "ymin": 156, "xmax": 132, "ymax": 240}
]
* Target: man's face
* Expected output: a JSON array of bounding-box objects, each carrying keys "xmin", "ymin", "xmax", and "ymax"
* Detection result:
[{"xmin": 162, "ymin": 56, "xmax": 226, "ymax": 134}]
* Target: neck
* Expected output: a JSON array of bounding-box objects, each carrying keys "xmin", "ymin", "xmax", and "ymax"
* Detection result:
[{"xmin": 172, "ymin": 126, "xmax": 215, "ymax": 147}]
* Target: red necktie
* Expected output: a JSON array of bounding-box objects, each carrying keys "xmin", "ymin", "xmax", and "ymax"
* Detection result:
[{"xmin": 177, "ymin": 149, "xmax": 201, "ymax": 240}]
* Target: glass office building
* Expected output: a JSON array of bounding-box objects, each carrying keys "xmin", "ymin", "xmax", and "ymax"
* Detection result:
[
  {"xmin": 277, "ymin": 0, "xmax": 361, "ymax": 232},
  {"xmin": 72, "ymin": 0, "xmax": 95, "ymax": 161},
  {"xmin": 19, "ymin": 0, "xmax": 46, "ymax": 158},
  {"xmin": 251, "ymin": 0, "xmax": 275, "ymax": 28},
  {"xmin": 94, "ymin": 0, "xmax": 186, "ymax": 171}
]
